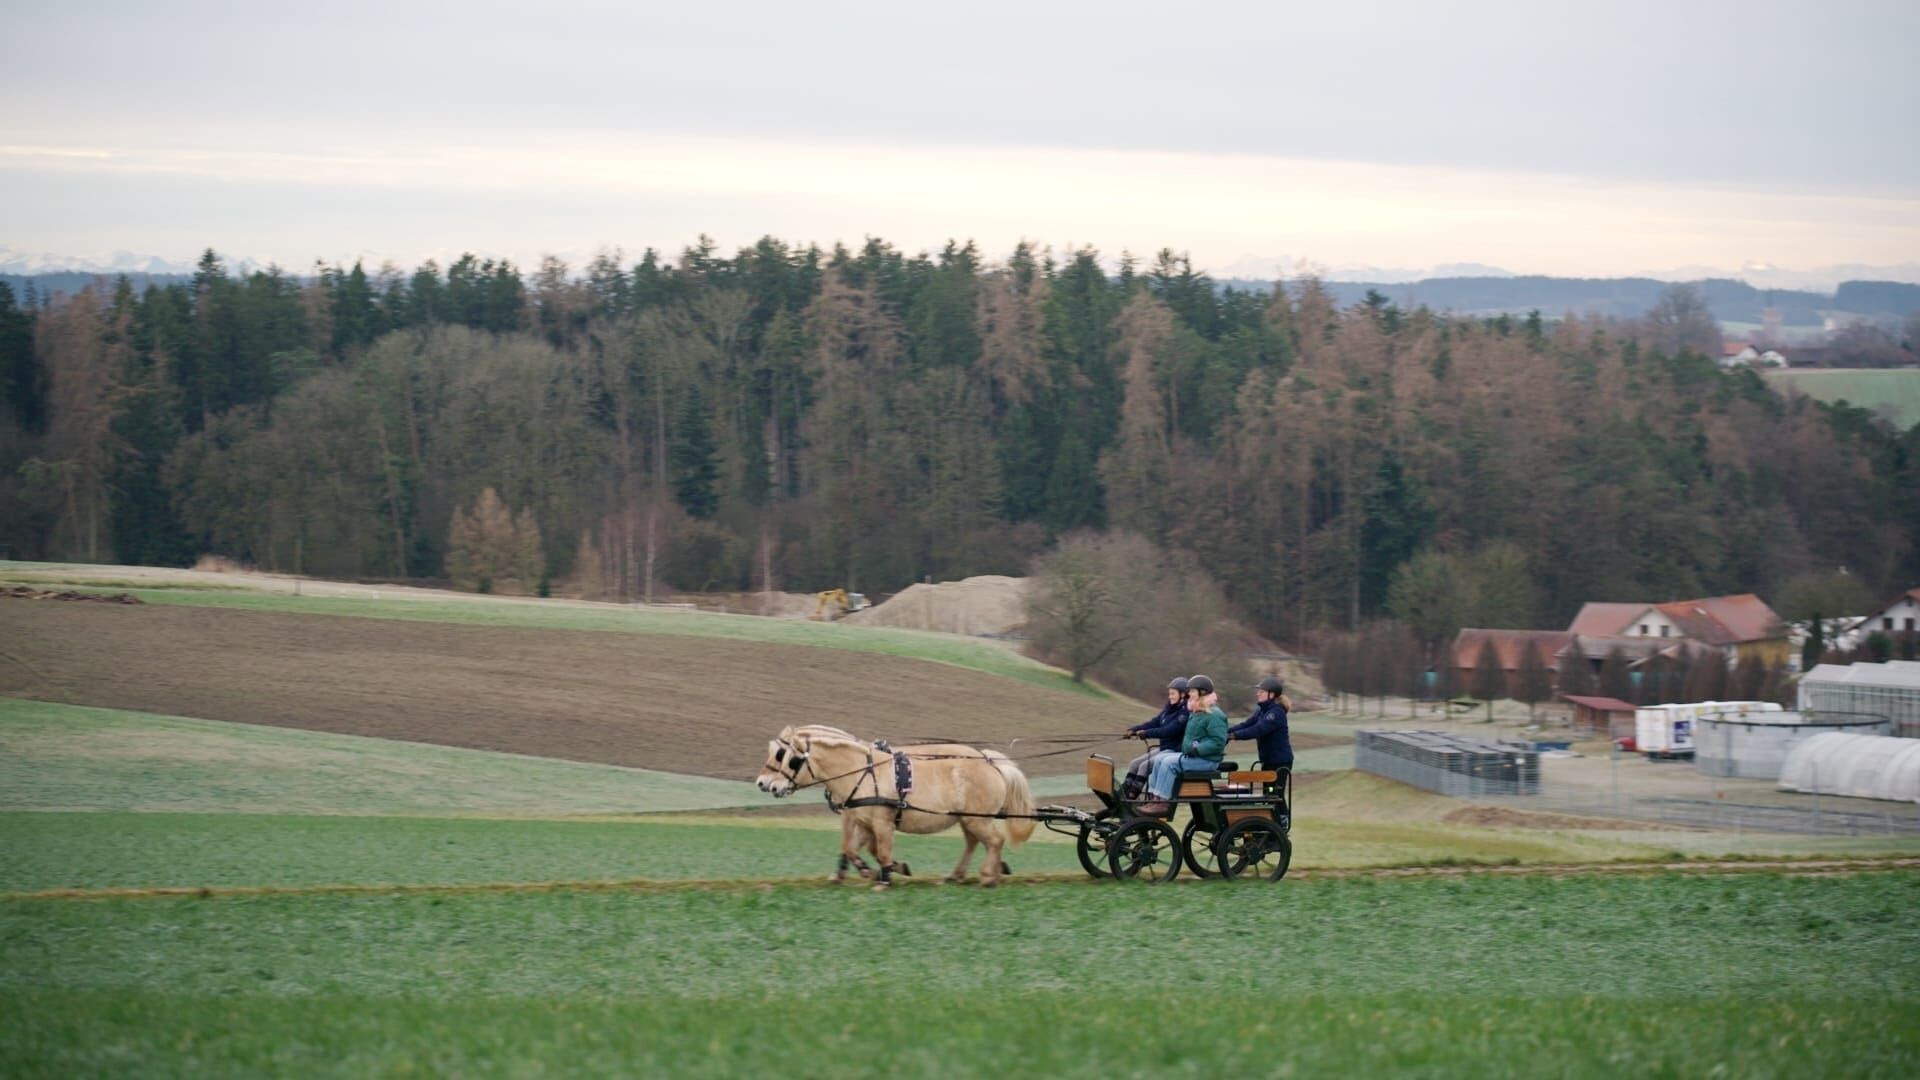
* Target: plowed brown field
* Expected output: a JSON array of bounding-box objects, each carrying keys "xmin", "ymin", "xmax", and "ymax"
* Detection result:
[{"xmin": 0, "ymin": 602, "xmax": 1136, "ymax": 778}]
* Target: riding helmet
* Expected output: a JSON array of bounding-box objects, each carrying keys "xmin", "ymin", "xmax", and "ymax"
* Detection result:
[
  {"xmin": 1256, "ymin": 676, "xmax": 1285, "ymax": 693},
  {"xmin": 1168, "ymin": 676, "xmax": 1191, "ymax": 691},
  {"xmin": 1187, "ymin": 674, "xmax": 1215, "ymax": 694}
]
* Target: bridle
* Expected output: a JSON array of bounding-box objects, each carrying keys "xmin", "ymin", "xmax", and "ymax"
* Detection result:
[{"xmin": 768, "ymin": 736, "xmax": 816, "ymax": 789}]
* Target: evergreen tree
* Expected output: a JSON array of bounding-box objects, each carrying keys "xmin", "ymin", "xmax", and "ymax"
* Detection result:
[
  {"xmin": 0, "ymin": 282, "xmax": 42, "ymax": 432},
  {"xmin": 1042, "ymin": 429, "xmax": 1101, "ymax": 532},
  {"xmin": 1511, "ymin": 639, "xmax": 1554, "ymax": 722},
  {"xmin": 1469, "ymin": 638, "xmax": 1505, "ymax": 720},
  {"xmin": 671, "ymin": 386, "xmax": 721, "ymax": 519},
  {"xmin": 1359, "ymin": 451, "xmax": 1434, "ymax": 614},
  {"xmin": 1599, "ymin": 647, "xmax": 1635, "ymax": 703}
]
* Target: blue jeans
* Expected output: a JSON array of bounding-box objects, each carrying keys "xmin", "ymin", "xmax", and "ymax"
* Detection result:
[{"xmin": 1148, "ymin": 753, "xmax": 1217, "ymax": 799}]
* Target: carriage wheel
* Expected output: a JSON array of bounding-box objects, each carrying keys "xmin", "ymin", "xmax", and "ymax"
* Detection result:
[
  {"xmin": 1217, "ymin": 818, "xmax": 1292, "ymax": 881},
  {"xmin": 1180, "ymin": 819, "xmax": 1223, "ymax": 879},
  {"xmin": 1107, "ymin": 819, "xmax": 1183, "ymax": 883},
  {"xmin": 1075, "ymin": 823, "xmax": 1112, "ymax": 879}
]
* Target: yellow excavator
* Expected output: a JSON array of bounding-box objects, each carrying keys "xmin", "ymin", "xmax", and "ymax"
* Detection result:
[{"xmin": 813, "ymin": 589, "xmax": 871, "ymax": 620}]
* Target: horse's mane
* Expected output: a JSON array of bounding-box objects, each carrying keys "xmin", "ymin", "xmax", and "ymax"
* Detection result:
[{"xmin": 786, "ymin": 724, "xmax": 864, "ymax": 744}]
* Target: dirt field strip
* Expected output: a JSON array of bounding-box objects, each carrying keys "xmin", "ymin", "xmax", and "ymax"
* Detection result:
[
  {"xmin": 0, "ymin": 602, "xmax": 1135, "ymax": 777},
  {"xmin": 9, "ymin": 854, "xmax": 1914, "ymax": 904}
]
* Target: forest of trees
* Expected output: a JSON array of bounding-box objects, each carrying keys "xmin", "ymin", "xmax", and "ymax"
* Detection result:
[{"xmin": 3, "ymin": 238, "xmax": 1917, "ymax": 646}]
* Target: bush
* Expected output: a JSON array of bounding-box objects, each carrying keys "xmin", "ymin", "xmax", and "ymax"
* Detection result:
[{"xmin": 1024, "ymin": 531, "xmax": 1252, "ymax": 706}]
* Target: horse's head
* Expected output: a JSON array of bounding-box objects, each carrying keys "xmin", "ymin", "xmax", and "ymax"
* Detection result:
[{"xmin": 756, "ymin": 731, "xmax": 810, "ymax": 797}]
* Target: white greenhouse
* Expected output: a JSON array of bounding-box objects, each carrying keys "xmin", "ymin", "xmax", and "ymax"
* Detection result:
[
  {"xmin": 1798, "ymin": 660, "xmax": 1920, "ymax": 738},
  {"xmin": 1695, "ymin": 711, "xmax": 1891, "ymax": 780},
  {"xmin": 1778, "ymin": 732, "xmax": 1920, "ymax": 803}
]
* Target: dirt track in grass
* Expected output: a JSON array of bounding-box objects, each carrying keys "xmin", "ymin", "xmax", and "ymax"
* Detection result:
[{"xmin": 0, "ymin": 602, "xmax": 1138, "ymax": 779}]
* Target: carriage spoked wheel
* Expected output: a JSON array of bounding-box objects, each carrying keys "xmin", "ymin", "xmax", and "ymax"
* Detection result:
[
  {"xmin": 1075, "ymin": 822, "xmax": 1112, "ymax": 879},
  {"xmin": 1106, "ymin": 818, "xmax": 1183, "ymax": 883},
  {"xmin": 1180, "ymin": 819, "xmax": 1223, "ymax": 879},
  {"xmin": 1217, "ymin": 817, "xmax": 1292, "ymax": 881}
]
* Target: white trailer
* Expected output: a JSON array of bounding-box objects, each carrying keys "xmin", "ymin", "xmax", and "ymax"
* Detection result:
[
  {"xmin": 1635, "ymin": 703, "xmax": 1700, "ymax": 758},
  {"xmin": 1636, "ymin": 701, "xmax": 1780, "ymax": 759}
]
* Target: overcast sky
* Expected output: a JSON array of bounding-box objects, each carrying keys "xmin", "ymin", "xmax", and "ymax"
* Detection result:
[{"xmin": 3, "ymin": 0, "xmax": 1915, "ymax": 278}]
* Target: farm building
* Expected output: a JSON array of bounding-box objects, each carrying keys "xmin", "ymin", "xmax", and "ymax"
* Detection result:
[
  {"xmin": 1695, "ymin": 709, "xmax": 1891, "ymax": 780},
  {"xmin": 1799, "ymin": 660, "xmax": 1920, "ymax": 738},
  {"xmin": 1563, "ymin": 594, "xmax": 1788, "ymax": 668},
  {"xmin": 1562, "ymin": 694, "xmax": 1636, "ymax": 737},
  {"xmin": 1778, "ymin": 732, "xmax": 1920, "ymax": 803},
  {"xmin": 1447, "ymin": 628, "xmax": 1573, "ymax": 689},
  {"xmin": 1717, "ymin": 343, "xmax": 1786, "ymax": 369},
  {"xmin": 1848, "ymin": 587, "xmax": 1920, "ymax": 646}
]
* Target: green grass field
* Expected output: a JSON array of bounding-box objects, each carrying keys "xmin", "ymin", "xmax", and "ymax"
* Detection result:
[
  {"xmin": 1766, "ymin": 368, "xmax": 1920, "ymax": 429},
  {"xmin": 0, "ymin": 699, "xmax": 760, "ymax": 816},
  {"xmin": 4, "ymin": 874, "xmax": 1916, "ymax": 1075},
  {"xmin": 6, "ymin": 610, "xmax": 1920, "ymax": 1074}
]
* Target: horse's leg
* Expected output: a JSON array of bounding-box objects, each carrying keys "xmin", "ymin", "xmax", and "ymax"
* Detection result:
[
  {"xmin": 850, "ymin": 818, "xmax": 878, "ymax": 878},
  {"xmin": 871, "ymin": 820, "xmax": 898, "ymax": 890},
  {"xmin": 948, "ymin": 826, "xmax": 978, "ymax": 883},
  {"xmin": 980, "ymin": 823, "xmax": 1007, "ymax": 888},
  {"xmin": 834, "ymin": 817, "xmax": 862, "ymax": 882}
]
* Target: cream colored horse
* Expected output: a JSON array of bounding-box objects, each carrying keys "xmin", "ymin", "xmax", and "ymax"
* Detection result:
[{"xmin": 756, "ymin": 724, "xmax": 1036, "ymax": 887}]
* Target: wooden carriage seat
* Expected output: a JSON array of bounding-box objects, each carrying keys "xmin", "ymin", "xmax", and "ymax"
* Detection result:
[{"xmin": 1086, "ymin": 754, "xmax": 1115, "ymax": 795}]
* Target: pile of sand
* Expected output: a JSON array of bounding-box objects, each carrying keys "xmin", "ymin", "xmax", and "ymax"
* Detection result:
[{"xmin": 843, "ymin": 575, "xmax": 1029, "ymax": 637}]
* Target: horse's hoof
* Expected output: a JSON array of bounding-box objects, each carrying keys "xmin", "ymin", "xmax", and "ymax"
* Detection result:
[
  {"xmin": 872, "ymin": 881, "xmax": 891, "ymax": 891},
  {"xmin": 830, "ymin": 872, "xmax": 846, "ymax": 883},
  {"xmin": 893, "ymin": 862, "xmax": 912, "ymax": 877}
]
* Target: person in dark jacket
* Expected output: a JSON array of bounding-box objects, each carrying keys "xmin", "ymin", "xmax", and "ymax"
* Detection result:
[
  {"xmin": 1120, "ymin": 677, "xmax": 1189, "ymax": 797},
  {"xmin": 1137, "ymin": 675, "xmax": 1229, "ymax": 815},
  {"xmin": 1229, "ymin": 676, "xmax": 1294, "ymax": 770}
]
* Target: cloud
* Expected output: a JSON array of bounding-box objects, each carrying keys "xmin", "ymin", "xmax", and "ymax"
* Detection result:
[{"xmin": 3, "ymin": 128, "xmax": 1916, "ymax": 277}]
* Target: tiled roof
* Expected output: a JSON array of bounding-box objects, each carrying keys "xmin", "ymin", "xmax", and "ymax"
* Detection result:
[
  {"xmin": 1654, "ymin": 594, "xmax": 1783, "ymax": 645},
  {"xmin": 1566, "ymin": 602, "xmax": 1650, "ymax": 637},
  {"xmin": 1450, "ymin": 628, "xmax": 1574, "ymax": 670},
  {"xmin": 1563, "ymin": 694, "xmax": 1637, "ymax": 712}
]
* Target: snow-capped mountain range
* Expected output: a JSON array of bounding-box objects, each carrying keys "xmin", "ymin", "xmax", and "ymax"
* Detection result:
[
  {"xmin": 8, "ymin": 246, "xmax": 1920, "ymax": 294},
  {"xmin": 0, "ymin": 247, "xmax": 265, "ymax": 277}
]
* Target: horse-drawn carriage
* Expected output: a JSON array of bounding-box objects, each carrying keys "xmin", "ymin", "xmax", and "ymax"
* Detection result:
[
  {"xmin": 758, "ymin": 725, "xmax": 1291, "ymax": 887},
  {"xmin": 1044, "ymin": 753, "xmax": 1293, "ymax": 883}
]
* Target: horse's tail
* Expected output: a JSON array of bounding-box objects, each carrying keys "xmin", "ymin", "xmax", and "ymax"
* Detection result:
[{"xmin": 995, "ymin": 760, "xmax": 1036, "ymax": 845}]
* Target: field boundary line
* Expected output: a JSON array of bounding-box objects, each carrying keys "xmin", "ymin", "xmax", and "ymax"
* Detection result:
[{"xmin": 8, "ymin": 856, "xmax": 1917, "ymax": 903}]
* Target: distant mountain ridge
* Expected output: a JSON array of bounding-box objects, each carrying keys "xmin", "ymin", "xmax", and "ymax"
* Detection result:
[{"xmin": 1215, "ymin": 275, "xmax": 1920, "ymax": 323}]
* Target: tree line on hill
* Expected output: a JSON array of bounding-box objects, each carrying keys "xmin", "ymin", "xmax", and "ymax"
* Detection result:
[{"xmin": 2, "ymin": 239, "xmax": 1918, "ymax": 648}]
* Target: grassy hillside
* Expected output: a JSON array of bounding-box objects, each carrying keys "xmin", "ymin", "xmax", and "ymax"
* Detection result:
[
  {"xmin": 0, "ymin": 699, "xmax": 760, "ymax": 816},
  {"xmin": 1767, "ymin": 368, "xmax": 1920, "ymax": 429}
]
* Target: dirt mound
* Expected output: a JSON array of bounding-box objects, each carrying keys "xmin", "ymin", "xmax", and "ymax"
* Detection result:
[
  {"xmin": 191, "ymin": 554, "xmax": 245, "ymax": 574},
  {"xmin": 2, "ymin": 587, "xmax": 142, "ymax": 604},
  {"xmin": 0, "ymin": 602, "xmax": 1132, "ymax": 779},
  {"xmin": 843, "ymin": 575, "xmax": 1028, "ymax": 636}
]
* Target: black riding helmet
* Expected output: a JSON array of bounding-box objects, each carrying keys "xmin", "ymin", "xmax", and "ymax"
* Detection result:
[
  {"xmin": 1187, "ymin": 674, "xmax": 1215, "ymax": 695},
  {"xmin": 1256, "ymin": 676, "xmax": 1285, "ymax": 694},
  {"xmin": 1168, "ymin": 676, "xmax": 1191, "ymax": 692}
]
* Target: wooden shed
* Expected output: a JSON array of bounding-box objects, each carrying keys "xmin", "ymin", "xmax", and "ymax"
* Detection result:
[{"xmin": 1563, "ymin": 694, "xmax": 1637, "ymax": 738}]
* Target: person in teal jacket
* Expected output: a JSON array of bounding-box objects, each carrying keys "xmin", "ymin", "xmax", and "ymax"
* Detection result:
[{"xmin": 1137, "ymin": 674, "xmax": 1228, "ymax": 815}]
